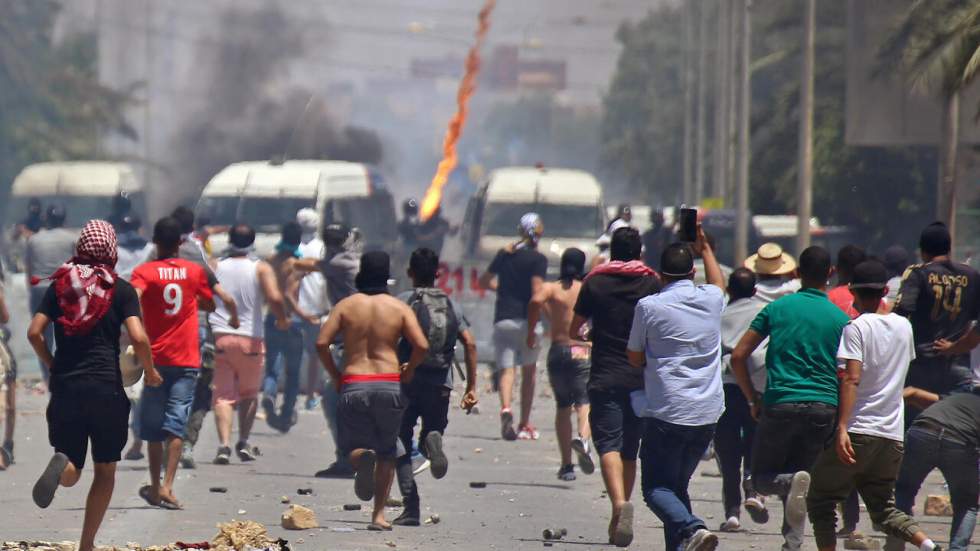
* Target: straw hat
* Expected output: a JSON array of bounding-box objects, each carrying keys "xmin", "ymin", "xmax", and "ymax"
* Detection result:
[
  {"xmin": 744, "ymin": 243, "xmax": 797, "ymax": 275},
  {"xmin": 120, "ymin": 345, "xmax": 143, "ymax": 387}
]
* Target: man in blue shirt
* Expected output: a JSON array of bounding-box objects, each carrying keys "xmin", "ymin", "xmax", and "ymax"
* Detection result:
[{"xmin": 627, "ymin": 226, "xmax": 726, "ymax": 551}]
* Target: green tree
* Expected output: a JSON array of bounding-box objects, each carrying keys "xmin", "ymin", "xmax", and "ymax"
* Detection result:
[{"xmin": 0, "ymin": 0, "xmax": 134, "ymax": 223}]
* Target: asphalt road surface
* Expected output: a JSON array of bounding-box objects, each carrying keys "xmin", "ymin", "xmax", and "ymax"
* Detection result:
[{"xmin": 0, "ymin": 377, "xmax": 964, "ymax": 550}]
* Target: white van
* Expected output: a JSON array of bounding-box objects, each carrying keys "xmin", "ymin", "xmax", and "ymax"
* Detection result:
[
  {"xmin": 7, "ymin": 161, "xmax": 144, "ymax": 228},
  {"xmin": 196, "ymin": 160, "xmax": 397, "ymax": 257},
  {"xmin": 459, "ymin": 166, "xmax": 607, "ymax": 266}
]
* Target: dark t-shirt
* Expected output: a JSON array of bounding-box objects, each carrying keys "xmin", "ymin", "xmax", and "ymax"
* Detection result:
[
  {"xmin": 914, "ymin": 391, "xmax": 980, "ymax": 448},
  {"xmin": 574, "ymin": 273, "xmax": 661, "ymax": 392},
  {"xmin": 38, "ymin": 279, "xmax": 142, "ymax": 390},
  {"xmin": 894, "ymin": 260, "xmax": 980, "ymax": 367},
  {"xmin": 488, "ymin": 247, "xmax": 548, "ymax": 322}
]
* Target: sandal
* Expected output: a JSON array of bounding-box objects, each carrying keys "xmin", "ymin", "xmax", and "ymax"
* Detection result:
[
  {"xmin": 367, "ymin": 523, "xmax": 392, "ymax": 531},
  {"xmin": 139, "ymin": 485, "xmax": 161, "ymax": 507}
]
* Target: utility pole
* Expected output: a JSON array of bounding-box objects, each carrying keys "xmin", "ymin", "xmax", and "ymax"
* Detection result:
[
  {"xmin": 938, "ymin": 91, "xmax": 960, "ymax": 241},
  {"xmin": 796, "ymin": 0, "xmax": 815, "ymax": 254},
  {"xmin": 694, "ymin": 0, "xmax": 708, "ymax": 204},
  {"xmin": 682, "ymin": 1, "xmax": 696, "ymax": 205},
  {"xmin": 143, "ymin": 0, "xmax": 153, "ymax": 190},
  {"xmin": 712, "ymin": 0, "xmax": 731, "ymax": 202},
  {"xmin": 734, "ymin": 0, "xmax": 751, "ymax": 265},
  {"xmin": 726, "ymin": 3, "xmax": 739, "ymax": 203}
]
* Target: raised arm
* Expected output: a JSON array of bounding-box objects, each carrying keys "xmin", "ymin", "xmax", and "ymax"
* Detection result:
[{"xmin": 693, "ymin": 224, "xmax": 725, "ymax": 291}]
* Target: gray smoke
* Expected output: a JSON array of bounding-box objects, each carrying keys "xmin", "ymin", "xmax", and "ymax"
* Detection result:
[{"xmin": 173, "ymin": 3, "xmax": 384, "ymax": 200}]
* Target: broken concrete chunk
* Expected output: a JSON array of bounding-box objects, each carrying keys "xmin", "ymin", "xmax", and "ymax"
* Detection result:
[
  {"xmin": 924, "ymin": 495, "xmax": 953, "ymax": 516},
  {"xmin": 282, "ymin": 504, "xmax": 319, "ymax": 530}
]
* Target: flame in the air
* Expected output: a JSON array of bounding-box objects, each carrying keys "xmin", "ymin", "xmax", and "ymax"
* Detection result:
[{"xmin": 419, "ymin": 0, "xmax": 496, "ymax": 222}]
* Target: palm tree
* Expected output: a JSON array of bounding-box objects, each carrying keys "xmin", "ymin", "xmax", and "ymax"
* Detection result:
[{"xmin": 877, "ymin": 0, "xmax": 980, "ymax": 239}]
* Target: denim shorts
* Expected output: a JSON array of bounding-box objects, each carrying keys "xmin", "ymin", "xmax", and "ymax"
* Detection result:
[{"xmin": 138, "ymin": 366, "xmax": 198, "ymax": 442}]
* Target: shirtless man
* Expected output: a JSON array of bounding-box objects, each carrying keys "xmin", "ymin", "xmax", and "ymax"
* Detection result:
[
  {"xmin": 262, "ymin": 222, "xmax": 304, "ymax": 432},
  {"xmin": 527, "ymin": 248, "xmax": 594, "ymax": 481},
  {"xmin": 316, "ymin": 251, "xmax": 429, "ymax": 530}
]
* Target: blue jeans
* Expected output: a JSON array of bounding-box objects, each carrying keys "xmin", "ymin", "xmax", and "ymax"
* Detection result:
[
  {"xmin": 894, "ymin": 425, "xmax": 978, "ymax": 551},
  {"xmin": 138, "ymin": 366, "xmax": 198, "ymax": 442},
  {"xmin": 640, "ymin": 418, "xmax": 716, "ymax": 551},
  {"xmin": 262, "ymin": 315, "xmax": 304, "ymax": 422}
]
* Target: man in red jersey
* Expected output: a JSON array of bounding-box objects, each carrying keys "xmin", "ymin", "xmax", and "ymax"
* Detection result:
[{"xmin": 131, "ymin": 217, "xmax": 216, "ymax": 510}]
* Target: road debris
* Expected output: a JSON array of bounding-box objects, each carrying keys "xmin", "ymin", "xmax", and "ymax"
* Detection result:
[{"xmin": 281, "ymin": 505, "xmax": 319, "ymax": 530}]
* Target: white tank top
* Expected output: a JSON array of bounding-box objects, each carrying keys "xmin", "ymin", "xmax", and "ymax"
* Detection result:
[{"xmin": 210, "ymin": 256, "xmax": 265, "ymax": 339}]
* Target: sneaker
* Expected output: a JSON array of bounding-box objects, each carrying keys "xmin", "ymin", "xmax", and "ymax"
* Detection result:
[
  {"xmin": 305, "ymin": 397, "xmax": 321, "ymax": 411},
  {"xmin": 785, "ymin": 471, "xmax": 811, "ymax": 534},
  {"xmin": 500, "ymin": 409, "xmax": 517, "ymax": 441},
  {"xmin": 235, "ymin": 441, "xmax": 259, "ymax": 462},
  {"xmin": 180, "ymin": 443, "xmax": 196, "ymax": 469},
  {"xmin": 557, "ymin": 464, "xmax": 576, "ymax": 481},
  {"xmin": 425, "ymin": 432, "xmax": 448, "ymax": 479},
  {"xmin": 214, "ymin": 446, "xmax": 232, "ymax": 465},
  {"xmin": 683, "ymin": 528, "xmax": 719, "ymax": 551},
  {"xmin": 261, "ymin": 396, "xmax": 278, "ymax": 426},
  {"xmin": 516, "ymin": 424, "xmax": 540, "ymax": 440},
  {"xmin": 411, "ymin": 453, "xmax": 431, "ymax": 476},
  {"xmin": 571, "ymin": 437, "xmax": 595, "ymax": 475},
  {"xmin": 124, "ymin": 448, "xmax": 144, "ymax": 461},
  {"xmin": 744, "ymin": 496, "xmax": 770, "ymax": 524},
  {"xmin": 843, "ymin": 532, "xmax": 880, "ymax": 550},
  {"xmin": 719, "ymin": 516, "xmax": 741, "ymax": 532},
  {"xmin": 392, "ymin": 508, "xmax": 421, "ymax": 527},
  {"xmin": 315, "ymin": 461, "xmax": 355, "ymax": 479}
]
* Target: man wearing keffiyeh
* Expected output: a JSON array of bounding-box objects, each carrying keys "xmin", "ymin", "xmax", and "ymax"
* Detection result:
[{"xmin": 27, "ymin": 219, "xmax": 160, "ymax": 551}]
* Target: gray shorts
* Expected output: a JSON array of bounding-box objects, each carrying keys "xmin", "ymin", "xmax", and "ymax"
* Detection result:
[
  {"xmin": 337, "ymin": 382, "xmax": 405, "ymax": 459},
  {"xmin": 492, "ymin": 319, "xmax": 541, "ymax": 371},
  {"xmin": 547, "ymin": 344, "xmax": 590, "ymax": 408}
]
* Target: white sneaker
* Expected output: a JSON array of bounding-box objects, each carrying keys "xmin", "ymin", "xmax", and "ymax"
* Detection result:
[
  {"xmin": 684, "ymin": 528, "xmax": 719, "ymax": 551},
  {"xmin": 571, "ymin": 437, "xmax": 595, "ymax": 474},
  {"xmin": 785, "ymin": 471, "xmax": 811, "ymax": 533},
  {"xmin": 719, "ymin": 516, "xmax": 741, "ymax": 532}
]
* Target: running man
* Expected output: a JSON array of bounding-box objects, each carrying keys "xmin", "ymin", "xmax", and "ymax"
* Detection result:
[
  {"xmin": 392, "ymin": 248, "xmax": 478, "ymax": 526},
  {"xmin": 130, "ymin": 217, "xmax": 216, "ymax": 510},
  {"xmin": 731, "ymin": 246, "xmax": 850, "ymax": 551},
  {"xmin": 27, "ymin": 220, "xmax": 161, "ymax": 551},
  {"xmin": 317, "ymin": 251, "xmax": 429, "ymax": 531},
  {"xmin": 571, "ymin": 227, "xmax": 661, "ymax": 547},
  {"xmin": 807, "ymin": 260, "xmax": 942, "ymax": 551},
  {"xmin": 479, "ymin": 213, "xmax": 548, "ymax": 441},
  {"xmin": 209, "ymin": 224, "xmax": 289, "ymax": 464},
  {"xmin": 527, "ymin": 247, "xmax": 594, "ymax": 481}
]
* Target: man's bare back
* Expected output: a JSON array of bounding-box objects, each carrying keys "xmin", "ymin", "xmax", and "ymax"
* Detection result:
[
  {"xmin": 267, "ymin": 253, "xmax": 296, "ymax": 315},
  {"xmin": 318, "ymin": 293, "xmax": 429, "ymax": 381},
  {"xmin": 527, "ymin": 279, "xmax": 585, "ymax": 349}
]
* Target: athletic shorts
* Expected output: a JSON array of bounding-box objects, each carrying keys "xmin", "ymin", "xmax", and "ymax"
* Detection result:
[
  {"xmin": 589, "ymin": 387, "xmax": 642, "ymax": 461},
  {"xmin": 492, "ymin": 319, "xmax": 541, "ymax": 370},
  {"xmin": 212, "ymin": 334, "xmax": 265, "ymax": 406},
  {"xmin": 547, "ymin": 344, "xmax": 590, "ymax": 408},
  {"xmin": 47, "ymin": 381, "xmax": 130, "ymax": 469},
  {"xmin": 337, "ymin": 381, "xmax": 405, "ymax": 459},
  {"xmin": 138, "ymin": 366, "xmax": 198, "ymax": 442}
]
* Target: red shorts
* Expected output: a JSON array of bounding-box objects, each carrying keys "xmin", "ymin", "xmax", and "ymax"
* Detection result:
[{"xmin": 212, "ymin": 334, "xmax": 265, "ymax": 406}]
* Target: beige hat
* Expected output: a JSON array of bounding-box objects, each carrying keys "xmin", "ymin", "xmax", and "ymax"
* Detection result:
[{"xmin": 744, "ymin": 243, "xmax": 797, "ymax": 275}]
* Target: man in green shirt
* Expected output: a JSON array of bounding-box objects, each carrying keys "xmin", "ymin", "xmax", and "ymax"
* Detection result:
[{"xmin": 732, "ymin": 246, "xmax": 849, "ymax": 551}]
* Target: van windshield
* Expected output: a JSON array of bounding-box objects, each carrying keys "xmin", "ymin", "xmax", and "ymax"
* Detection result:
[
  {"xmin": 7, "ymin": 194, "xmax": 146, "ymax": 228},
  {"xmin": 483, "ymin": 203, "xmax": 603, "ymax": 239},
  {"xmin": 196, "ymin": 196, "xmax": 239, "ymax": 227},
  {"xmin": 239, "ymin": 197, "xmax": 315, "ymax": 233}
]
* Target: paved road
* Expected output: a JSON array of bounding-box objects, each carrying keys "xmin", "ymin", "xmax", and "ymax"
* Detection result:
[{"xmin": 0, "ymin": 378, "xmax": 963, "ymax": 550}]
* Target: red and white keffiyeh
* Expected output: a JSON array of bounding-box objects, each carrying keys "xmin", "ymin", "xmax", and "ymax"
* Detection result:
[{"xmin": 32, "ymin": 220, "xmax": 119, "ymax": 336}]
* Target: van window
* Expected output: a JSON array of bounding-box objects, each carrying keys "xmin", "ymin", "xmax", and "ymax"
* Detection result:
[
  {"xmin": 197, "ymin": 196, "xmax": 239, "ymax": 227},
  {"xmin": 483, "ymin": 203, "xmax": 602, "ymax": 239},
  {"xmin": 239, "ymin": 197, "xmax": 314, "ymax": 233},
  {"xmin": 7, "ymin": 194, "xmax": 146, "ymax": 228}
]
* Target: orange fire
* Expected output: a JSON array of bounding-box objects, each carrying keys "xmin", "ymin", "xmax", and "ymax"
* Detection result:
[{"xmin": 419, "ymin": 0, "xmax": 496, "ymax": 222}]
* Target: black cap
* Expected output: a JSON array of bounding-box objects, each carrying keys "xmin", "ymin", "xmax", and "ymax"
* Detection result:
[
  {"xmin": 322, "ymin": 223, "xmax": 350, "ymax": 247},
  {"xmin": 850, "ymin": 259, "xmax": 888, "ymax": 290},
  {"xmin": 559, "ymin": 248, "xmax": 586, "ymax": 281}
]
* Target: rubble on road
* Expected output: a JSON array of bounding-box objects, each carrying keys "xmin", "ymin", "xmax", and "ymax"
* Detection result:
[
  {"xmin": 281, "ymin": 504, "xmax": 318, "ymax": 530},
  {"xmin": 924, "ymin": 495, "xmax": 953, "ymax": 516}
]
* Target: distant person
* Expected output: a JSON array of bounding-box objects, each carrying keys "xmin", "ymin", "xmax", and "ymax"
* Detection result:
[
  {"xmin": 208, "ymin": 224, "xmax": 288, "ymax": 465},
  {"xmin": 392, "ymin": 248, "xmax": 478, "ymax": 526},
  {"xmin": 25, "ymin": 205, "xmax": 76, "ymax": 385},
  {"xmin": 0, "ymin": 273, "xmax": 14, "ymax": 469},
  {"xmin": 828, "ymin": 245, "xmax": 870, "ymax": 318},
  {"xmin": 527, "ymin": 248, "xmax": 594, "ymax": 482},
  {"xmin": 115, "ymin": 215, "xmax": 153, "ymax": 281},
  {"xmin": 131, "ymin": 217, "xmax": 215, "ymax": 510},
  {"xmin": 261, "ymin": 222, "xmax": 304, "ymax": 433},
  {"xmin": 397, "ymin": 199, "xmax": 420, "ymax": 253},
  {"xmin": 806, "ymin": 260, "xmax": 942, "ymax": 551},
  {"xmin": 626, "ymin": 228, "xmax": 726, "ymax": 551},
  {"xmin": 20, "ymin": 198, "xmax": 44, "ymax": 235},
  {"xmin": 608, "ymin": 205, "xmax": 632, "ymax": 231},
  {"xmin": 571, "ymin": 227, "xmax": 661, "ymax": 547},
  {"xmin": 414, "ymin": 205, "xmax": 455, "ymax": 258},
  {"xmin": 641, "ymin": 208, "xmax": 672, "ymax": 270},
  {"xmin": 106, "ymin": 193, "xmax": 132, "ymax": 230},
  {"xmin": 882, "ymin": 245, "xmax": 910, "ymax": 309},
  {"xmin": 27, "ymin": 220, "xmax": 160, "ymax": 551},
  {"xmin": 316, "ymin": 251, "xmax": 429, "ymax": 531},
  {"xmin": 715, "ymin": 268, "xmax": 770, "ymax": 533},
  {"xmin": 693, "ymin": 233, "xmax": 733, "ymax": 286},
  {"xmin": 744, "ymin": 243, "xmax": 800, "ymax": 302},
  {"xmin": 292, "ymin": 208, "xmax": 328, "ymax": 411},
  {"xmin": 894, "ymin": 222, "xmax": 980, "ymax": 418},
  {"xmin": 731, "ymin": 246, "xmax": 850, "ymax": 551},
  {"xmin": 479, "ymin": 213, "xmax": 548, "ymax": 441}
]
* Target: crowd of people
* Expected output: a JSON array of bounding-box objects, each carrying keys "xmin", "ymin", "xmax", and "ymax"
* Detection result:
[{"xmin": 0, "ymin": 200, "xmax": 977, "ymax": 551}]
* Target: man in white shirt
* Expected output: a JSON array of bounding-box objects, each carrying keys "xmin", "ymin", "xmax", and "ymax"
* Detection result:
[
  {"xmin": 292, "ymin": 209, "xmax": 328, "ymax": 411},
  {"xmin": 626, "ymin": 226, "xmax": 726, "ymax": 551},
  {"xmin": 806, "ymin": 260, "xmax": 942, "ymax": 551}
]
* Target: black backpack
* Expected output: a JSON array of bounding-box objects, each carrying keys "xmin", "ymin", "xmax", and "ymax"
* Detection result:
[{"xmin": 398, "ymin": 288, "xmax": 460, "ymax": 370}]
